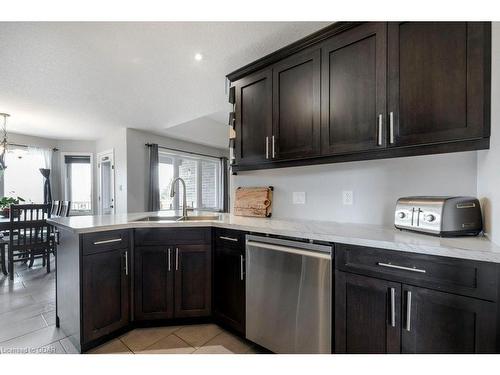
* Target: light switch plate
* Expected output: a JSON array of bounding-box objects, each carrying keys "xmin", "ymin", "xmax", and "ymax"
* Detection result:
[
  {"xmin": 293, "ymin": 192, "xmax": 306, "ymax": 205},
  {"xmin": 342, "ymin": 190, "xmax": 354, "ymax": 205}
]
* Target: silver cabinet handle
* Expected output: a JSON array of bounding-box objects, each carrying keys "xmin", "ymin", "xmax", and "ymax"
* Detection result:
[
  {"xmin": 389, "ymin": 111, "xmax": 395, "ymax": 144},
  {"xmin": 272, "ymin": 135, "xmax": 276, "ymax": 158},
  {"xmin": 124, "ymin": 251, "xmax": 128, "ymax": 276},
  {"xmin": 390, "ymin": 287, "xmax": 396, "ymax": 327},
  {"xmin": 219, "ymin": 236, "xmax": 238, "ymax": 242},
  {"xmin": 93, "ymin": 238, "xmax": 122, "ymax": 245},
  {"xmin": 240, "ymin": 254, "xmax": 244, "ymax": 281},
  {"xmin": 377, "ymin": 262, "xmax": 426, "ymax": 274},
  {"xmin": 406, "ymin": 291, "xmax": 412, "ymax": 331},
  {"xmin": 377, "ymin": 114, "xmax": 383, "ymax": 146},
  {"xmin": 167, "ymin": 248, "xmax": 171, "ymax": 271},
  {"xmin": 265, "ymin": 137, "xmax": 269, "ymax": 159},
  {"xmin": 175, "ymin": 248, "xmax": 179, "ymax": 271}
]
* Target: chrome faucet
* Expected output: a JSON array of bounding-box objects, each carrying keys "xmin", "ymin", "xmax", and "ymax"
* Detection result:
[{"xmin": 170, "ymin": 177, "xmax": 189, "ymax": 218}]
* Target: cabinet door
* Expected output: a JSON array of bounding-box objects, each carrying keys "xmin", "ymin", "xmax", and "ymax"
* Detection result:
[
  {"xmin": 134, "ymin": 246, "xmax": 174, "ymax": 320},
  {"xmin": 174, "ymin": 244, "xmax": 212, "ymax": 318},
  {"xmin": 213, "ymin": 240, "xmax": 245, "ymax": 334},
  {"xmin": 272, "ymin": 47, "xmax": 321, "ymax": 160},
  {"xmin": 82, "ymin": 248, "xmax": 129, "ymax": 343},
  {"xmin": 388, "ymin": 22, "xmax": 490, "ymax": 147},
  {"xmin": 402, "ymin": 285, "xmax": 497, "ymax": 353},
  {"xmin": 321, "ymin": 22, "xmax": 387, "ymax": 155},
  {"xmin": 335, "ymin": 272, "xmax": 401, "ymax": 353},
  {"xmin": 234, "ymin": 69, "xmax": 273, "ymax": 166}
]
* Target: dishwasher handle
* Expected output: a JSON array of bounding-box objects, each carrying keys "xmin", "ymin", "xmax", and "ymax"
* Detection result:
[{"xmin": 246, "ymin": 240, "xmax": 331, "ymax": 260}]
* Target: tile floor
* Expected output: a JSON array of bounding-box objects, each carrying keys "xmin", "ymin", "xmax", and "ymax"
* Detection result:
[
  {"xmin": 89, "ymin": 324, "xmax": 260, "ymax": 354},
  {"xmin": 0, "ymin": 259, "xmax": 262, "ymax": 354}
]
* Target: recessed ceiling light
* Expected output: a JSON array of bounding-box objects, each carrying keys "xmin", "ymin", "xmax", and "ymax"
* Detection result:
[{"xmin": 194, "ymin": 53, "xmax": 203, "ymax": 61}]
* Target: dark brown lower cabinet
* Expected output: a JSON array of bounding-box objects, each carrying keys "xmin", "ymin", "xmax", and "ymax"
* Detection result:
[
  {"xmin": 335, "ymin": 272, "xmax": 401, "ymax": 353},
  {"xmin": 135, "ymin": 243, "xmax": 211, "ymax": 321},
  {"xmin": 401, "ymin": 285, "xmax": 497, "ymax": 353},
  {"xmin": 174, "ymin": 244, "xmax": 212, "ymax": 318},
  {"xmin": 336, "ymin": 271, "xmax": 498, "ymax": 353},
  {"xmin": 82, "ymin": 248, "xmax": 130, "ymax": 343},
  {"xmin": 213, "ymin": 236, "xmax": 246, "ymax": 334},
  {"xmin": 134, "ymin": 246, "xmax": 174, "ymax": 320}
]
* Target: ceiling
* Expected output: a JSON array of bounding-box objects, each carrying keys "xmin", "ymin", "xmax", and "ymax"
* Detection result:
[{"xmin": 0, "ymin": 21, "xmax": 330, "ymax": 147}]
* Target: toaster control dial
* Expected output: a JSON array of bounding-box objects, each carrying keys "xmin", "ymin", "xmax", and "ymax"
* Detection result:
[{"xmin": 424, "ymin": 214, "xmax": 436, "ymax": 222}]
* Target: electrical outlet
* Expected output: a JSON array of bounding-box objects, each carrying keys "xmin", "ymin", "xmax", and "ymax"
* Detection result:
[
  {"xmin": 293, "ymin": 192, "xmax": 306, "ymax": 205},
  {"xmin": 342, "ymin": 190, "xmax": 354, "ymax": 205}
]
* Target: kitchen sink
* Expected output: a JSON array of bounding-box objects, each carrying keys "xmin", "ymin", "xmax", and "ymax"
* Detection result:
[
  {"xmin": 134, "ymin": 215, "xmax": 221, "ymax": 222},
  {"xmin": 134, "ymin": 216, "xmax": 182, "ymax": 222},
  {"xmin": 177, "ymin": 215, "xmax": 221, "ymax": 221}
]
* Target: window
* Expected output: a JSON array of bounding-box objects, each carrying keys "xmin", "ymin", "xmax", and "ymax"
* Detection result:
[
  {"xmin": 2, "ymin": 148, "xmax": 44, "ymax": 203},
  {"xmin": 62, "ymin": 153, "xmax": 93, "ymax": 215},
  {"xmin": 158, "ymin": 150, "xmax": 222, "ymax": 211}
]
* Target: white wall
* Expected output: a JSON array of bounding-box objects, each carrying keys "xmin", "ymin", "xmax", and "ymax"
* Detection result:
[
  {"xmin": 477, "ymin": 22, "xmax": 500, "ymax": 244},
  {"xmin": 232, "ymin": 152, "xmax": 478, "ymax": 227},
  {"xmin": 96, "ymin": 129, "xmax": 128, "ymax": 214},
  {"xmin": 126, "ymin": 128, "xmax": 227, "ymax": 213}
]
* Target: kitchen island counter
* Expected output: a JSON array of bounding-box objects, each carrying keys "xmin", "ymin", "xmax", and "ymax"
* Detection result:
[{"xmin": 48, "ymin": 210, "xmax": 500, "ymax": 263}]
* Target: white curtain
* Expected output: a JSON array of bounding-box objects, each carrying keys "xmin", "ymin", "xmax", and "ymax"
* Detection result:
[{"xmin": 28, "ymin": 146, "xmax": 52, "ymax": 169}]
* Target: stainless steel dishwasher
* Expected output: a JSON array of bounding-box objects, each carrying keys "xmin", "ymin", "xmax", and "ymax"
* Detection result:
[{"xmin": 245, "ymin": 235, "xmax": 332, "ymax": 354}]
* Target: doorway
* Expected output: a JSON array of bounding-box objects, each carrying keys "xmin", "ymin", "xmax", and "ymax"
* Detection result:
[{"xmin": 97, "ymin": 150, "xmax": 115, "ymax": 215}]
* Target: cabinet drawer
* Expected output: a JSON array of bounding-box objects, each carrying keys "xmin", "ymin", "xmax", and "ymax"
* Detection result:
[
  {"xmin": 82, "ymin": 230, "xmax": 130, "ymax": 255},
  {"xmin": 335, "ymin": 244, "xmax": 498, "ymax": 301},
  {"xmin": 215, "ymin": 228, "xmax": 246, "ymax": 249},
  {"xmin": 135, "ymin": 228, "xmax": 211, "ymax": 246}
]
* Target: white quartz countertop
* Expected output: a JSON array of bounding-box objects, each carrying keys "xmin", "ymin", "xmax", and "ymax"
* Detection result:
[{"xmin": 47, "ymin": 211, "xmax": 500, "ymax": 263}]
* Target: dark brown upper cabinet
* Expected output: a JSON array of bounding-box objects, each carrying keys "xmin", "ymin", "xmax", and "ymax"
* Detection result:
[
  {"xmin": 321, "ymin": 22, "xmax": 387, "ymax": 154},
  {"xmin": 388, "ymin": 22, "xmax": 491, "ymax": 147},
  {"xmin": 228, "ymin": 22, "xmax": 490, "ymax": 172},
  {"xmin": 272, "ymin": 47, "xmax": 321, "ymax": 160},
  {"xmin": 234, "ymin": 68, "xmax": 273, "ymax": 166}
]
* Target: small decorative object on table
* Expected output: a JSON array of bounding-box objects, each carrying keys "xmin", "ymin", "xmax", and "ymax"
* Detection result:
[
  {"xmin": 0, "ymin": 196, "xmax": 25, "ymax": 218},
  {"xmin": 234, "ymin": 186, "xmax": 273, "ymax": 218}
]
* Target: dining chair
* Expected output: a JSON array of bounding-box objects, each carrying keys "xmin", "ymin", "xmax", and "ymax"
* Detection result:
[
  {"xmin": 0, "ymin": 234, "xmax": 7, "ymax": 276},
  {"xmin": 58, "ymin": 201, "xmax": 71, "ymax": 217},
  {"xmin": 51, "ymin": 200, "xmax": 61, "ymax": 217},
  {"xmin": 6, "ymin": 204, "xmax": 53, "ymax": 280}
]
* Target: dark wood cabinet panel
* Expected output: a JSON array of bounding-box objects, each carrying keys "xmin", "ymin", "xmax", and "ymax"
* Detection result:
[
  {"xmin": 174, "ymin": 244, "xmax": 212, "ymax": 318},
  {"xmin": 213, "ymin": 236, "xmax": 245, "ymax": 334},
  {"xmin": 402, "ymin": 285, "xmax": 497, "ymax": 353},
  {"xmin": 234, "ymin": 69, "xmax": 273, "ymax": 166},
  {"xmin": 321, "ymin": 22, "xmax": 387, "ymax": 154},
  {"xmin": 273, "ymin": 47, "xmax": 321, "ymax": 159},
  {"xmin": 82, "ymin": 248, "xmax": 129, "ymax": 343},
  {"xmin": 388, "ymin": 22, "xmax": 490, "ymax": 147},
  {"xmin": 135, "ymin": 228, "xmax": 211, "ymax": 246},
  {"xmin": 335, "ymin": 272, "xmax": 401, "ymax": 353},
  {"xmin": 335, "ymin": 243, "xmax": 498, "ymax": 301},
  {"xmin": 229, "ymin": 21, "xmax": 490, "ymax": 172},
  {"xmin": 134, "ymin": 246, "xmax": 174, "ymax": 320}
]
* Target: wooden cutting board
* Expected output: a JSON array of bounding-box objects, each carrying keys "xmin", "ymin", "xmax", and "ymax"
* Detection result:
[{"xmin": 234, "ymin": 186, "xmax": 273, "ymax": 218}]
